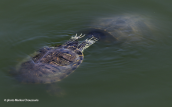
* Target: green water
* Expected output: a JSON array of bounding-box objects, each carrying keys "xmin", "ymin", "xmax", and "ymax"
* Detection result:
[{"xmin": 1, "ymin": 0, "xmax": 172, "ymax": 107}]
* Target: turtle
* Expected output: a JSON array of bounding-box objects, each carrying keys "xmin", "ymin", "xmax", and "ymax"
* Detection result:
[
  {"xmin": 83, "ymin": 14, "xmax": 154, "ymax": 44},
  {"xmin": 16, "ymin": 34, "xmax": 98, "ymax": 84}
]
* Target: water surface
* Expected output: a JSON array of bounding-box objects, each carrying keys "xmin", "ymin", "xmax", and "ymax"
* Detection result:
[{"xmin": 1, "ymin": 0, "xmax": 172, "ymax": 107}]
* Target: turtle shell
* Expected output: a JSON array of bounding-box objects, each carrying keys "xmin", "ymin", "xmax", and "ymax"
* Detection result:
[
  {"xmin": 86, "ymin": 14, "xmax": 154, "ymax": 43},
  {"xmin": 16, "ymin": 46, "xmax": 84, "ymax": 84}
]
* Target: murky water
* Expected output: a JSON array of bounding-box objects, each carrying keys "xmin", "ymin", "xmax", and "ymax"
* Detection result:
[{"xmin": 1, "ymin": 0, "xmax": 172, "ymax": 107}]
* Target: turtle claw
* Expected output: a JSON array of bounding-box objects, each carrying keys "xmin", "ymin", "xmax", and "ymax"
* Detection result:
[
  {"xmin": 63, "ymin": 34, "xmax": 85, "ymax": 46},
  {"xmin": 85, "ymin": 36, "xmax": 98, "ymax": 45},
  {"xmin": 71, "ymin": 33, "xmax": 85, "ymax": 40}
]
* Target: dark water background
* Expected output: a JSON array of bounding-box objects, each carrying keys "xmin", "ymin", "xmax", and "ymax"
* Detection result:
[{"xmin": 1, "ymin": 0, "xmax": 172, "ymax": 107}]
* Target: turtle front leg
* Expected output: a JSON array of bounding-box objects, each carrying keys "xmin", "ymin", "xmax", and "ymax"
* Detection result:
[
  {"xmin": 78, "ymin": 36, "xmax": 98, "ymax": 52},
  {"xmin": 63, "ymin": 34, "xmax": 85, "ymax": 45}
]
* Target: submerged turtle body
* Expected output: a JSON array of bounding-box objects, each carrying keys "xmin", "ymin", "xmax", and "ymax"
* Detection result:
[
  {"xmin": 16, "ymin": 34, "xmax": 98, "ymax": 84},
  {"xmin": 86, "ymin": 14, "xmax": 153, "ymax": 43},
  {"xmin": 16, "ymin": 14, "xmax": 153, "ymax": 84}
]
